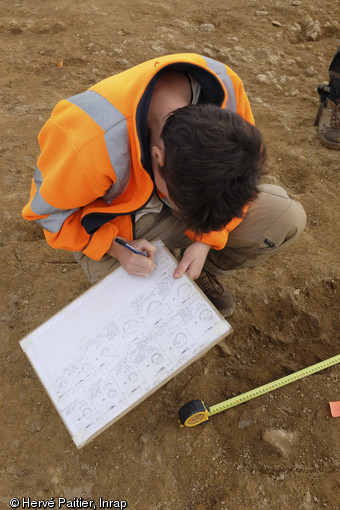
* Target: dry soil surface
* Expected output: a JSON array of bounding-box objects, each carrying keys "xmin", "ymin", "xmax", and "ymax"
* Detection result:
[{"xmin": 1, "ymin": 1, "xmax": 339, "ymax": 509}]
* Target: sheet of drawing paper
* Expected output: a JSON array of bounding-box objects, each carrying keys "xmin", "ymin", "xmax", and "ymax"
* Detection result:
[{"xmin": 20, "ymin": 241, "xmax": 231, "ymax": 447}]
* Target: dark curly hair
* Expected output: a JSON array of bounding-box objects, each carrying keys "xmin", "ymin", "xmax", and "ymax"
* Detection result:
[{"xmin": 159, "ymin": 103, "xmax": 266, "ymax": 234}]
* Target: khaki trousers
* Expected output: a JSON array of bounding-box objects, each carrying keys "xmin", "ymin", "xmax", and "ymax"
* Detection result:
[{"xmin": 73, "ymin": 184, "xmax": 307, "ymax": 284}]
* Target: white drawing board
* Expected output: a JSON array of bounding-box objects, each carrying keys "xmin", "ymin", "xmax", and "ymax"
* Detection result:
[{"xmin": 20, "ymin": 241, "xmax": 232, "ymax": 447}]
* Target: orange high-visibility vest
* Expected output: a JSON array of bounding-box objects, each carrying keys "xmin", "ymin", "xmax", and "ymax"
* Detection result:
[{"xmin": 22, "ymin": 53, "xmax": 254, "ymax": 260}]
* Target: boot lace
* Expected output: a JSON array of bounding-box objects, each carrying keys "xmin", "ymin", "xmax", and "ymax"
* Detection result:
[
  {"xmin": 198, "ymin": 270, "xmax": 224, "ymax": 295},
  {"xmin": 330, "ymin": 102, "xmax": 340, "ymax": 129}
]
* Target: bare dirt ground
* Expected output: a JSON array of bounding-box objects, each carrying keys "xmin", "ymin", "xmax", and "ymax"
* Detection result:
[{"xmin": 1, "ymin": 1, "xmax": 339, "ymax": 509}]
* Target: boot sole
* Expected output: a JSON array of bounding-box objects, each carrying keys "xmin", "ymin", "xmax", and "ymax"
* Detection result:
[{"xmin": 319, "ymin": 135, "xmax": 340, "ymax": 150}]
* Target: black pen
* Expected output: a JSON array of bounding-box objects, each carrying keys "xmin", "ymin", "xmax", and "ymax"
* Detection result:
[{"xmin": 114, "ymin": 238, "xmax": 149, "ymax": 257}]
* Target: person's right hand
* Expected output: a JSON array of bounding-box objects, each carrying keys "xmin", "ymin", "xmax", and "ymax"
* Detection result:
[{"xmin": 107, "ymin": 237, "xmax": 156, "ymax": 277}]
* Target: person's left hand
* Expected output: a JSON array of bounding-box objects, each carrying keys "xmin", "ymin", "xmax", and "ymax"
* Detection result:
[{"xmin": 173, "ymin": 241, "xmax": 211, "ymax": 280}]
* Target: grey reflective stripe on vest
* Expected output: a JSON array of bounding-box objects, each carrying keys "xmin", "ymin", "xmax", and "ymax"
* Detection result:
[
  {"xmin": 202, "ymin": 56, "xmax": 237, "ymax": 112},
  {"xmin": 31, "ymin": 166, "xmax": 78, "ymax": 233},
  {"xmin": 68, "ymin": 90, "xmax": 130, "ymax": 204}
]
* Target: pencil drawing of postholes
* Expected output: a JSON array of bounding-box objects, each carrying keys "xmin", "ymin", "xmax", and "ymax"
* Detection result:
[
  {"xmin": 173, "ymin": 332, "xmax": 187, "ymax": 347},
  {"xmin": 147, "ymin": 300, "xmax": 163, "ymax": 316},
  {"xmin": 123, "ymin": 319, "xmax": 139, "ymax": 335},
  {"xmin": 100, "ymin": 347, "xmax": 111, "ymax": 357},
  {"xmin": 79, "ymin": 402, "xmax": 92, "ymax": 418},
  {"xmin": 151, "ymin": 353, "xmax": 163, "ymax": 364},
  {"xmin": 129, "ymin": 372, "xmax": 138, "ymax": 383},
  {"xmin": 155, "ymin": 255, "xmax": 170, "ymax": 271},
  {"xmin": 107, "ymin": 388, "xmax": 117, "ymax": 398},
  {"xmin": 200, "ymin": 309, "xmax": 213, "ymax": 321},
  {"xmin": 177, "ymin": 283, "xmax": 192, "ymax": 298},
  {"xmin": 104, "ymin": 383, "xmax": 117, "ymax": 399}
]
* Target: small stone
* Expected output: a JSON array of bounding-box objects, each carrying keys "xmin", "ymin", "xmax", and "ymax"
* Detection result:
[
  {"xmin": 218, "ymin": 341, "xmax": 233, "ymax": 356},
  {"xmin": 117, "ymin": 59, "xmax": 130, "ymax": 67},
  {"xmin": 263, "ymin": 428, "xmax": 298, "ymax": 457},
  {"xmin": 202, "ymin": 47, "xmax": 214, "ymax": 57},
  {"xmin": 200, "ymin": 23, "xmax": 215, "ymax": 32},
  {"xmin": 268, "ymin": 55, "xmax": 280, "ymax": 64},
  {"xmin": 156, "ymin": 27, "xmax": 171, "ymax": 35},
  {"xmin": 307, "ymin": 30, "xmax": 320, "ymax": 41},
  {"xmin": 302, "ymin": 491, "xmax": 313, "ymax": 508},
  {"xmin": 238, "ymin": 419, "xmax": 253, "ymax": 428},
  {"xmin": 306, "ymin": 66, "xmax": 317, "ymax": 76},
  {"xmin": 173, "ymin": 20, "xmax": 197, "ymax": 32},
  {"xmin": 255, "ymin": 11, "xmax": 269, "ymax": 16},
  {"xmin": 8, "ymin": 20, "xmax": 23, "ymax": 34},
  {"xmin": 292, "ymin": 0, "xmax": 302, "ymax": 5},
  {"xmin": 256, "ymin": 74, "xmax": 271, "ymax": 85},
  {"xmin": 266, "ymin": 70, "xmax": 276, "ymax": 79},
  {"xmin": 150, "ymin": 43, "xmax": 166, "ymax": 53},
  {"xmin": 305, "ymin": 18, "xmax": 321, "ymax": 41},
  {"xmin": 272, "ymin": 20, "xmax": 282, "ymax": 27}
]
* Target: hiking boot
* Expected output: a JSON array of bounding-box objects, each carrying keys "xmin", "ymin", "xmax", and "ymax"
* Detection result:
[
  {"xmin": 196, "ymin": 269, "xmax": 235, "ymax": 317},
  {"xmin": 314, "ymin": 84, "xmax": 340, "ymax": 149}
]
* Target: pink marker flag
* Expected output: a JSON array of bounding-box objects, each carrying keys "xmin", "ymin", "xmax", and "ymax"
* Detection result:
[{"xmin": 329, "ymin": 402, "xmax": 340, "ymax": 417}]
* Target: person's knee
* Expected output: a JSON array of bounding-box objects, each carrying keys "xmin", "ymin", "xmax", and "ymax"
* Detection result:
[
  {"xmin": 263, "ymin": 198, "xmax": 307, "ymax": 253},
  {"xmin": 73, "ymin": 251, "xmax": 119, "ymax": 285},
  {"xmin": 283, "ymin": 199, "xmax": 307, "ymax": 242}
]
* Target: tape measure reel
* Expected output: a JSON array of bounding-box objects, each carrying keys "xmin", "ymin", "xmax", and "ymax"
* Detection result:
[{"xmin": 178, "ymin": 400, "xmax": 210, "ymax": 427}]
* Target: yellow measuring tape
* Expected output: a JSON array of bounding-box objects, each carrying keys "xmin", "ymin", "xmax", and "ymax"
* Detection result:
[{"xmin": 178, "ymin": 354, "xmax": 340, "ymax": 427}]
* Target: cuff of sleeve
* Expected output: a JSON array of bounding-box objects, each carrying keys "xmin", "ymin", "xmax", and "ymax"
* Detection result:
[
  {"xmin": 82, "ymin": 222, "xmax": 119, "ymax": 260},
  {"xmin": 185, "ymin": 204, "xmax": 249, "ymax": 249},
  {"xmin": 185, "ymin": 229, "xmax": 229, "ymax": 250}
]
